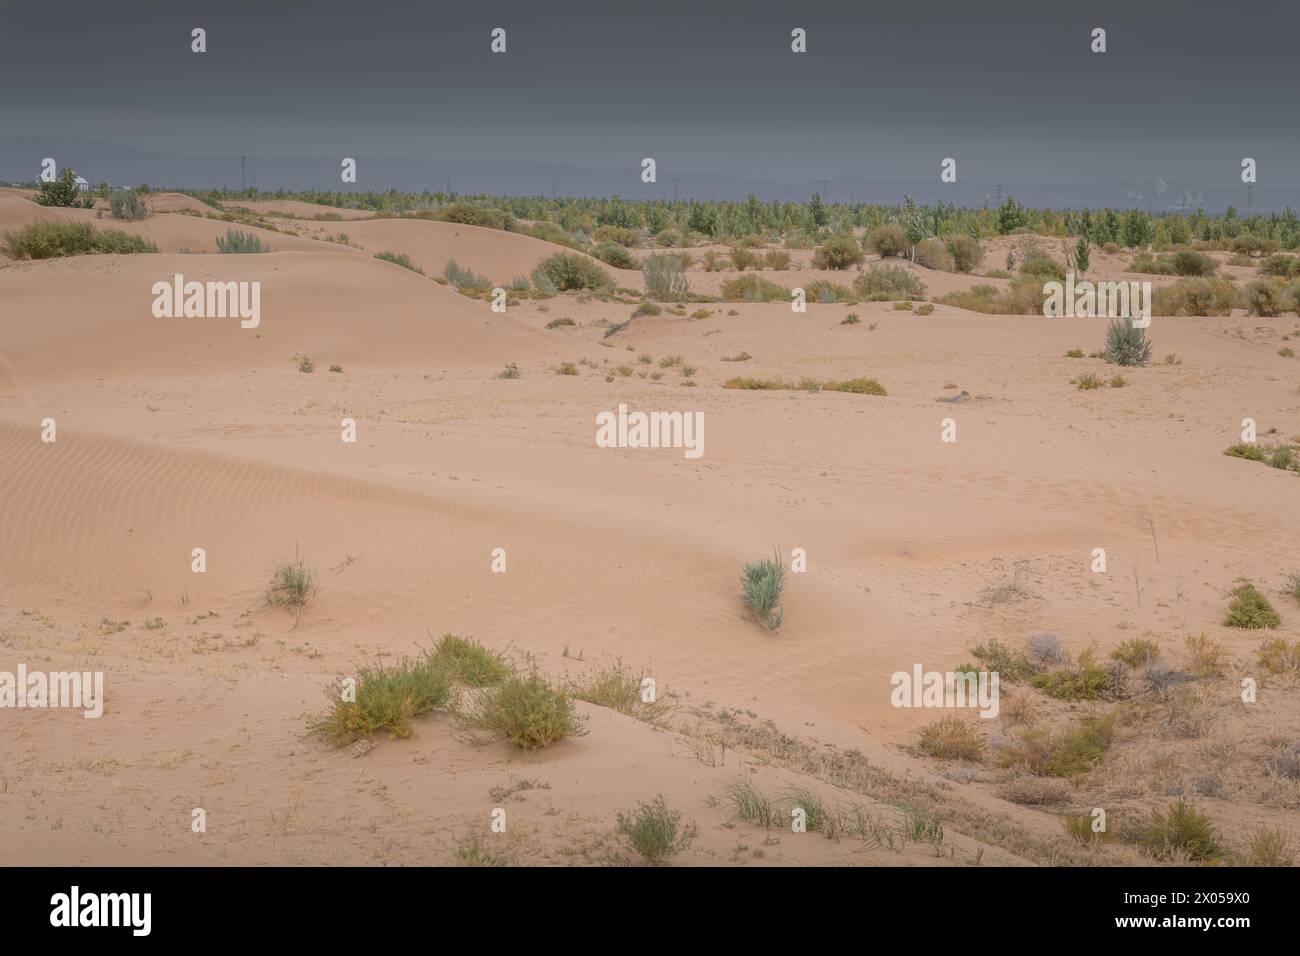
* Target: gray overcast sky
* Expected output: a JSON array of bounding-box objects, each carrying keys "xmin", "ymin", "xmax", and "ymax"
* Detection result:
[{"xmin": 1, "ymin": 0, "xmax": 1296, "ymax": 186}]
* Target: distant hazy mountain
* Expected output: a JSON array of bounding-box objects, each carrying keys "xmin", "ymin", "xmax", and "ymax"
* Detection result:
[{"xmin": 3, "ymin": 138, "xmax": 1293, "ymax": 214}]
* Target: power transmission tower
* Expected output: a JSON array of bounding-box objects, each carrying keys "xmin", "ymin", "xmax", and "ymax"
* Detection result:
[{"xmin": 241, "ymin": 155, "xmax": 246, "ymax": 190}]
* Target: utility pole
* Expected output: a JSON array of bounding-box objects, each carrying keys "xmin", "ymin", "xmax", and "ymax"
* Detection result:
[
  {"xmin": 996, "ymin": 184, "xmax": 1004, "ymax": 207},
  {"xmin": 673, "ymin": 179, "xmax": 679, "ymax": 202},
  {"xmin": 820, "ymin": 178, "xmax": 829, "ymax": 200},
  {"xmin": 1247, "ymin": 183, "xmax": 1253, "ymax": 217},
  {"xmin": 551, "ymin": 180, "xmax": 556, "ymax": 200},
  {"xmin": 241, "ymin": 155, "xmax": 246, "ymax": 191},
  {"xmin": 445, "ymin": 177, "xmax": 452, "ymax": 196}
]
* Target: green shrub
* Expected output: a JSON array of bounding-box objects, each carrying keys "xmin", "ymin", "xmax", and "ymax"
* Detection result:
[
  {"xmin": 615, "ymin": 795, "xmax": 696, "ymax": 865},
  {"xmin": 217, "ymin": 229, "xmax": 268, "ymax": 254},
  {"xmin": 535, "ymin": 252, "xmax": 613, "ymax": 291},
  {"xmin": 309, "ymin": 651, "xmax": 454, "ymax": 745},
  {"xmin": 1258, "ymin": 638, "xmax": 1300, "ymax": 674},
  {"xmin": 1229, "ymin": 234, "xmax": 1278, "ymax": 258},
  {"xmin": 1223, "ymin": 442, "xmax": 1267, "ymax": 463},
  {"xmin": 1103, "ymin": 318, "xmax": 1153, "ymax": 367},
  {"xmin": 643, "ymin": 252, "xmax": 691, "ymax": 301},
  {"xmin": 1224, "ymin": 583, "xmax": 1281, "ymax": 629},
  {"xmin": 472, "ymin": 672, "xmax": 585, "ymax": 750},
  {"xmin": 854, "ymin": 265, "xmax": 925, "ymax": 301},
  {"xmin": 35, "ymin": 168, "xmax": 94, "ymax": 208},
  {"xmin": 1, "ymin": 220, "xmax": 157, "ymax": 259},
  {"xmin": 632, "ymin": 302, "xmax": 661, "ymax": 318},
  {"xmin": 1136, "ymin": 801, "xmax": 1223, "ymax": 861},
  {"xmin": 592, "ymin": 225, "xmax": 641, "ymax": 248},
  {"xmin": 969, "ymin": 639, "xmax": 1037, "ymax": 681},
  {"xmin": 811, "ymin": 234, "xmax": 864, "ymax": 270},
  {"xmin": 1031, "ymin": 648, "xmax": 1113, "ymax": 700},
  {"xmin": 1002, "ymin": 713, "xmax": 1116, "ymax": 778},
  {"xmin": 592, "ymin": 241, "xmax": 636, "ymax": 269},
  {"xmin": 1076, "ymin": 373, "xmax": 1104, "ymax": 390},
  {"xmin": 803, "ymin": 279, "xmax": 853, "ymax": 303},
  {"xmin": 1248, "ymin": 826, "xmax": 1295, "ymax": 866},
  {"xmin": 109, "ymin": 189, "xmax": 150, "ymax": 221},
  {"xmin": 741, "ymin": 548, "xmax": 785, "ymax": 629},
  {"xmin": 1259, "ymin": 254, "xmax": 1298, "ymax": 278},
  {"xmin": 1020, "ymin": 255, "xmax": 1065, "ymax": 281},
  {"xmin": 429, "ymin": 634, "xmax": 511, "ymax": 686}
]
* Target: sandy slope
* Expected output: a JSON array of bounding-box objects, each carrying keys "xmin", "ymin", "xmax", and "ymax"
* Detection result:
[{"xmin": 2, "ymin": 208, "xmax": 1298, "ymax": 866}]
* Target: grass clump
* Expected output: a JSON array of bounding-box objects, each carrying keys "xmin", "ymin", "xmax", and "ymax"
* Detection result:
[
  {"xmin": 454, "ymin": 831, "xmax": 514, "ymax": 867},
  {"xmin": 497, "ymin": 362, "xmax": 521, "ymax": 379},
  {"xmin": 441, "ymin": 258, "xmax": 487, "ymax": 286},
  {"xmin": 266, "ymin": 555, "xmax": 316, "ymax": 609},
  {"xmin": 1030, "ymin": 648, "xmax": 1114, "ymax": 700},
  {"xmin": 723, "ymin": 777, "xmax": 781, "ymax": 829},
  {"xmin": 470, "ymin": 672, "xmax": 585, "ymax": 750},
  {"xmin": 741, "ymin": 547, "xmax": 786, "ymax": 630},
  {"xmin": 297, "ymin": 355, "xmax": 314, "ymax": 373},
  {"xmin": 614, "ymin": 795, "xmax": 696, "ymax": 865},
  {"xmin": 1135, "ymin": 801, "xmax": 1223, "ymax": 862},
  {"xmin": 1224, "ymin": 582, "xmax": 1281, "ymax": 629},
  {"xmin": 217, "ymin": 229, "xmax": 268, "ymax": 254},
  {"xmin": 917, "ymin": 715, "xmax": 985, "ymax": 761},
  {"xmin": 2, "ymin": 220, "xmax": 157, "ymax": 259},
  {"xmin": 1258, "ymin": 638, "xmax": 1300, "ymax": 674},
  {"xmin": 309, "ymin": 650, "xmax": 454, "ymax": 744},
  {"xmin": 1248, "ymin": 826, "xmax": 1295, "ymax": 866}
]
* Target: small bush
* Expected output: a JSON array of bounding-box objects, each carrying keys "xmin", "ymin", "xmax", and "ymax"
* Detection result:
[
  {"xmin": 535, "ymin": 252, "xmax": 613, "ymax": 291},
  {"xmin": 592, "ymin": 241, "xmax": 636, "ymax": 269},
  {"xmin": 1248, "ymin": 827, "xmax": 1296, "ymax": 866},
  {"xmin": 2, "ymin": 220, "xmax": 157, "ymax": 259},
  {"xmin": 109, "ymin": 189, "xmax": 150, "ymax": 221},
  {"xmin": 812, "ymin": 234, "xmax": 865, "ymax": 270},
  {"xmin": 1111, "ymin": 637, "xmax": 1160, "ymax": 667},
  {"xmin": 1031, "ymin": 648, "xmax": 1114, "ymax": 700},
  {"xmin": 720, "ymin": 273, "xmax": 789, "ymax": 302},
  {"xmin": 1103, "ymin": 318, "xmax": 1153, "ymax": 367},
  {"xmin": 967, "ymin": 638, "xmax": 1036, "ymax": 681},
  {"xmin": 1259, "ymin": 254, "xmax": 1298, "ymax": 278},
  {"xmin": 545, "ymin": 317, "xmax": 576, "ymax": 329},
  {"xmin": 472, "ymin": 672, "xmax": 585, "ymax": 750},
  {"xmin": 615, "ymin": 795, "xmax": 696, "ymax": 865},
  {"xmin": 998, "ymin": 775, "xmax": 1068, "ymax": 806},
  {"xmin": 854, "ymin": 265, "xmax": 925, "ymax": 301},
  {"xmin": 217, "ymin": 229, "xmax": 268, "ymax": 254},
  {"xmin": 1258, "ymin": 638, "xmax": 1300, "ymax": 674},
  {"xmin": 1136, "ymin": 801, "xmax": 1223, "ymax": 861},
  {"xmin": 309, "ymin": 651, "xmax": 454, "ymax": 745},
  {"xmin": 1224, "ymin": 583, "xmax": 1281, "ymax": 629},
  {"xmin": 1224, "ymin": 442, "xmax": 1267, "ymax": 463},
  {"xmin": 865, "ymin": 225, "xmax": 908, "ymax": 258},
  {"xmin": 764, "ymin": 249, "xmax": 792, "ymax": 270},
  {"xmin": 1027, "ymin": 632, "xmax": 1065, "ymax": 666},
  {"xmin": 914, "ymin": 303, "xmax": 934, "ymax": 316},
  {"xmin": 917, "ymin": 715, "xmax": 985, "ymax": 761},
  {"xmin": 643, "ymin": 252, "xmax": 690, "ymax": 301},
  {"xmin": 741, "ymin": 548, "xmax": 785, "ymax": 630},
  {"xmin": 556, "ymin": 361, "xmax": 578, "ymax": 375},
  {"xmin": 1020, "ymin": 255, "xmax": 1065, "ymax": 281},
  {"xmin": 1243, "ymin": 277, "xmax": 1286, "ymax": 316},
  {"xmin": 1229, "ymin": 234, "xmax": 1278, "ymax": 258},
  {"xmin": 722, "ymin": 352, "xmax": 752, "ymax": 362},
  {"xmin": 497, "ymin": 362, "xmax": 521, "ymax": 379},
  {"xmin": 1076, "ymin": 373, "xmax": 1104, "ymax": 390},
  {"xmin": 945, "ymin": 234, "xmax": 982, "ymax": 272},
  {"xmin": 430, "ymin": 634, "xmax": 511, "ymax": 686},
  {"xmin": 1183, "ymin": 633, "xmax": 1226, "ymax": 677},
  {"xmin": 297, "ymin": 355, "xmax": 315, "ymax": 373},
  {"xmin": 632, "ymin": 302, "xmax": 661, "ymax": 319},
  {"xmin": 1002, "ymin": 713, "xmax": 1116, "ymax": 778},
  {"xmin": 914, "ymin": 238, "xmax": 955, "ymax": 272},
  {"xmin": 1151, "ymin": 277, "xmax": 1238, "ymax": 316}
]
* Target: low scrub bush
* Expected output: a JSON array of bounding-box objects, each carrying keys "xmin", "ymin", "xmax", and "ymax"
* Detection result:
[
  {"xmin": 2, "ymin": 220, "xmax": 157, "ymax": 259},
  {"xmin": 853, "ymin": 265, "xmax": 924, "ymax": 301}
]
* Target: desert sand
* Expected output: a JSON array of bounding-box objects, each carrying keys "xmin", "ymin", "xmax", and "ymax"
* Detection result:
[{"xmin": 2, "ymin": 194, "xmax": 1298, "ymax": 866}]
